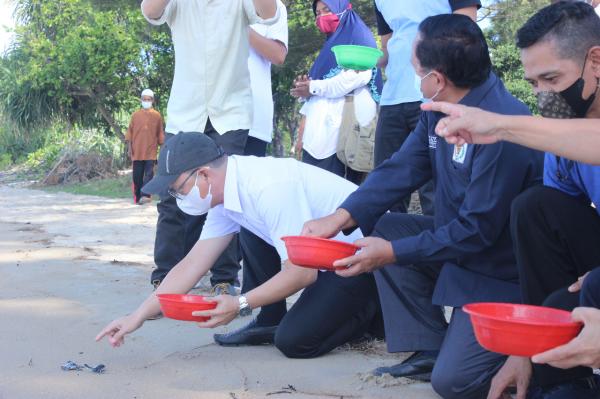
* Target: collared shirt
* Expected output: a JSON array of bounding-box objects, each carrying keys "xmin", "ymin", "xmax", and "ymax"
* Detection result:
[
  {"xmin": 341, "ymin": 73, "xmax": 544, "ymax": 307},
  {"xmin": 200, "ymin": 156, "xmax": 362, "ymax": 260},
  {"xmin": 125, "ymin": 108, "xmax": 165, "ymax": 161},
  {"xmin": 143, "ymin": 0, "xmax": 280, "ymax": 135},
  {"xmin": 300, "ymin": 70, "xmax": 374, "ymax": 160},
  {"xmin": 544, "ymin": 154, "xmax": 600, "ymax": 215},
  {"xmin": 374, "ymin": 0, "xmax": 481, "ymax": 106},
  {"xmin": 248, "ymin": 0, "xmax": 288, "ymax": 143}
]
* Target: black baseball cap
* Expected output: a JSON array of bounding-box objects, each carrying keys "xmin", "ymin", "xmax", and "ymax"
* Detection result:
[{"xmin": 141, "ymin": 132, "xmax": 224, "ymax": 198}]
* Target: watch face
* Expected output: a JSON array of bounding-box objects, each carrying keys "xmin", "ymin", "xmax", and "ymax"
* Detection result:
[{"xmin": 239, "ymin": 306, "xmax": 252, "ymax": 317}]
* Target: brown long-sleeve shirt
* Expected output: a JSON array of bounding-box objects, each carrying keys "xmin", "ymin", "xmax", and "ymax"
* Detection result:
[{"xmin": 125, "ymin": 109, "xmax": 165, "ymax": 161}]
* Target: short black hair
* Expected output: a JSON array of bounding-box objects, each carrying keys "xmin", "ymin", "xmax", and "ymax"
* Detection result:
[
  {"xmin": 416, "ymin": 14, "xmax": 492, "ymax": 89},
  {"xmin": 517, "ymin": 1, "xmax": 600, "ymax": 62}
]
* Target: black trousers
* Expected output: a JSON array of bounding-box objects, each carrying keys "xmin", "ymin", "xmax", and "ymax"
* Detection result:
[
  {"xmin": 243, "ymin": 136, "xmax": 268, "ymax": 157},
  {"xmin": 581, "ymin": 266, "xmax": 600, "ymax": 308},
  {"xmin": 302, "ymin": 150, "xmax": 364, "ymax": 185},
  {"xmin": 241, "ymin": 232, "xmax": 383, "ymax": 358},
  {"xmin": 132, "ymin": 160, "xmax": 155, "ymax": 203},
  {"xmin": 372, "ymin": 213, "xmax": 506, "ymax": 399},
  {"xmin": 511, "ymin": 185, "xmax": 600, "ymax": 305},
  {"xmin": 239, "ymin": 135, "xmax": 280, "ymax": 321},
  {"xmin": 374, "ymin": 102, "xmax": 434, "ymax": 215},
  {"xmin": 511, "ymin": 185, "xmax": 600, "ymax": 388},
  {"xmin": 151, "ymin": 121, "xmax": 247, "ymax": 285}
]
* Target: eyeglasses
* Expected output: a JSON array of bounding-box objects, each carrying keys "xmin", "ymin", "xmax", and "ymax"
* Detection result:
[{"xmin": 168, "ymin": 168, "xmax": 200, "ymax": 200}]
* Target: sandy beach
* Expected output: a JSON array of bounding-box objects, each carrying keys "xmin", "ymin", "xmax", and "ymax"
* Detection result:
[{"xmin": 0, "ymin": 184, "xmax": 438, "ymax": 399}]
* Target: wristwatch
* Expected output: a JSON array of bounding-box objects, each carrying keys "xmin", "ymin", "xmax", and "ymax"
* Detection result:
[{"xmin": 238, "ymin": 295, "xmax": 252, "ymax": 317}]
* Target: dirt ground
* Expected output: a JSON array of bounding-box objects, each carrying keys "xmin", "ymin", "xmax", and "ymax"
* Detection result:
[{"xmin": 0, "ymin": 183, "xmax": 439, "ymax": 399}]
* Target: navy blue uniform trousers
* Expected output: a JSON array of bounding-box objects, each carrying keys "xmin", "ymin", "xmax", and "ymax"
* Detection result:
[{"xmin": 372, "ymin": 212, "xmax": 506, "ymax": 399}]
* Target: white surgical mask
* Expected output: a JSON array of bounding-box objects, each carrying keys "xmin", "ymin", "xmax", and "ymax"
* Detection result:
[
  {"xmin": 415, "ymin": 71, "xmax": 441, "ymax": 103},
  {"xmin": 176, "ymin": 174, "xmax": 212, "ymax": 216},
  {"xmin": 141, "ymin": 101, "xmax": 153, "ymax": 109}
]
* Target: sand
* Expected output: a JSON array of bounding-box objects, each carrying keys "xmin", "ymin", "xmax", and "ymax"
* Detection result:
[{"xmin": 0, "ymin": 184, "xmax": 439, "ymax": 399}]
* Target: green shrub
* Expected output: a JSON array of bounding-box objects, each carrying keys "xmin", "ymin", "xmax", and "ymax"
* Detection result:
[{"xmin": 0, "ymin": 153, "xmax": 12, "ymax": 169}]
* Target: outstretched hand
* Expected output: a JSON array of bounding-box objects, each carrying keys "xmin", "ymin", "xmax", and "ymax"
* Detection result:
[
  {"xmin": 95, "ymin": 314, "xmax": 145, "ymax": 348},
  {"xmin": 487, "ymin": 356, "xmax": 532, "ymax": 399}
]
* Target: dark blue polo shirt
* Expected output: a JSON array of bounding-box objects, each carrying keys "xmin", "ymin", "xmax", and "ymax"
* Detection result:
[{"xmin": 341, "ymin": 73, "xmax": 544, "ymax": 307}]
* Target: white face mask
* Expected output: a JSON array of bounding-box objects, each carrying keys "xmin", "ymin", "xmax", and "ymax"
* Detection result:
[
  {"xmin": 415, "ymin": 71, "xmax": 441, "ymax": 103},
  {"xmin": 176, "ymin": 174, "xmax": 212, "ymax": 216},
  {"xmin": 141, "ymin": 101, "xmax": 153, "ymax": 109}
]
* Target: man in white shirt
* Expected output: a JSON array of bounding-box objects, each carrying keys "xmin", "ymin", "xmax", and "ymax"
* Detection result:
[
  {"xmin": 97, "ymin": 133, "xmax": 383, "ymax": 358},
  {"xmin": 233, "ymin": 1, "xmax": 289, "ymax": 343},
  {"xmin": 245, "ymin": 0, "xmax": 288, "ymax": 157},
  {"xmin": 141, "ymin": 0, "xmax": 279, "ymax": 297}
]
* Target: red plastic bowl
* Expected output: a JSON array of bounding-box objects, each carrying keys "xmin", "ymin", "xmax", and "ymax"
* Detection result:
[
  {"xmin": 157, "ymin": 294, "xmax": 216, "ymax": 322},
  {"xmin": 463, "ymin": 302, "xmax": 583, "ymax": 357},
  {"xmin": 282, "ymin": 236, "xmax": 359, "ymax": 271}
]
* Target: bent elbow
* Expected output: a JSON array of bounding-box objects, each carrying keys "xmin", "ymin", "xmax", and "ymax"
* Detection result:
[{"xmin": 272, "ymin": 49, "xmax": 287, "ymax": 66}]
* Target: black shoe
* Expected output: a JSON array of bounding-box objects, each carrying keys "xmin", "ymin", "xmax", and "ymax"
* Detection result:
[
  {"xmin": 213, "ymin": 319, "xmax": 277, "ymax": 346},
  {"xmin": 372, "ymin": 351, "xmax": 438, "ymax": 381},
  {"xmin": 529, "ymin": 375, "xmax": 600, "ymax": 399}
]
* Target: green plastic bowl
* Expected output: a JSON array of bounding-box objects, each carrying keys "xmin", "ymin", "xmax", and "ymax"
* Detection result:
[{"xmin": 331, "ymin": 45, "xmax": 383, "ymax": 71}]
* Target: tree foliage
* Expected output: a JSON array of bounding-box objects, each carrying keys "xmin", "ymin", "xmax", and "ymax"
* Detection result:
[
  {"xmin": 0, "ymin": 0, "xmax": 549, "ymax": 162},
  {"xmin": 482, "ymin": 0, "xmax": 549, "ymax": 112},
  {"xmin": 0, "ymin": 0, "xmax": 172, "ymax": 141}
]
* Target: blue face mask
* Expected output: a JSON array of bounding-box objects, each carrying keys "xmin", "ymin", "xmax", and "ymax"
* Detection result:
[{"xmin": 176, "ymin": 173, "xmax": 212, "ymax": 216}]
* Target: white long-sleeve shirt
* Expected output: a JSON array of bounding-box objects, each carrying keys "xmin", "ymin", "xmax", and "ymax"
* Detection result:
[{"xmin": 300, "ymin": 69, "xmax": 376, "ymax": 160}]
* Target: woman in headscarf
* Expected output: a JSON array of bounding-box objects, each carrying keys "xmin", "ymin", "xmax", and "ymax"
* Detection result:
[{"xmin": 291, "ymin": 0, "xmax": 383, "ymax": 184}]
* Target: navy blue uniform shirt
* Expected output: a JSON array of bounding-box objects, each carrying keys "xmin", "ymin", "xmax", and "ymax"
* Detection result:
[{"xmin": 341, "ymin": 73, "xmax": 544, "ymax": 307}]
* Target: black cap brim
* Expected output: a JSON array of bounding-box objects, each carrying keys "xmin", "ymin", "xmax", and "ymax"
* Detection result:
[{"xmin": 141, "ymin": 173, "xmax": 179, "ymax": 199}]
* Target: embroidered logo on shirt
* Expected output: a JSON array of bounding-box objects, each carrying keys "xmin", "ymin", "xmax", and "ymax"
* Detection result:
[
  {"xmin": 452, "ymin": 144, "xmax": 468, "ymax": 164},
  {"xmin": 428, "ymin": 135, "xmax": 438, "ymax": 149}
]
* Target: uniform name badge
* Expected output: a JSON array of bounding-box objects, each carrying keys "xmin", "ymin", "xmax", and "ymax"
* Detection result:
[{"xmin": 452, "ymin": 144, "xmax": 468, "ymax": 164}]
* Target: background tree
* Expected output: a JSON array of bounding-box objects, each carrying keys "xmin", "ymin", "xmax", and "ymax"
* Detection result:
[
  {"xmin": 482, "ymin": 0, "xmax": 549, "ymax": 111},
  {"xmin": 0, "ymin": 0, "xmax": 550, "ymax": 166}
]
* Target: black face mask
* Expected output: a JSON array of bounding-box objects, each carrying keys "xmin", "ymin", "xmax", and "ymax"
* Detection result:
[
  {"xmin": 559, "ymin": 76, "xmax": 597, "ymax": 118},
  {"xmin": 537, "ymin": 54, "xmax": 599, "ymax": 119}
]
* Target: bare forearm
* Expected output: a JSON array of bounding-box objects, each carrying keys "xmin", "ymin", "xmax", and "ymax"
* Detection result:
[
  {"xmin": 498, "ymin": 116, "xmax": 600, "ymax": 165},
  {"xmin": 131, "ymin": 236, "xmax": 231, "ymax": 320},
  {"xmin": 297, "ymin": 116, "xmax": 306, "ymax": 142},
  {"xmin": 249, "ymin": 29, "xmax": 287, "ymax": 65},
  {"xmin": 378, "ymin": 34, "xmax": 391, "ymax": 69},
  {"xmin": 245, "ymin": 262, "xmax": 317, "ymax": 309},
  {"xmin": 453, "ymin": 6, "xmax": 478, "ymax": 21},
  {"xmin": 335, "ymin": 208, "xmax": 358, "ymax": 231},
  {"xmin": 141, "ymin": 0, "xmax": 171, "ymax": 19},
  {"xmin": 253, "ymin": 0, "xmax": 277, "ymax": 19}
]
